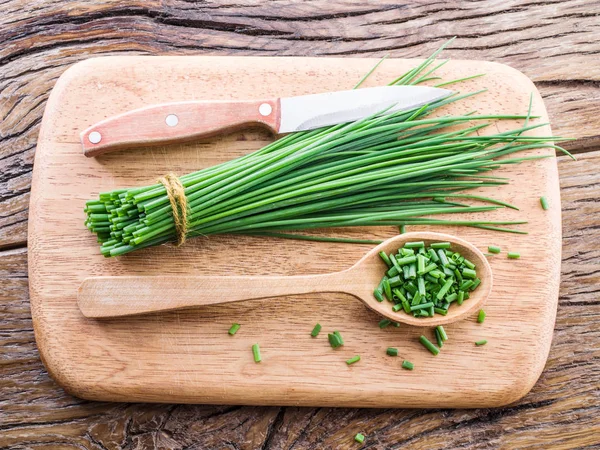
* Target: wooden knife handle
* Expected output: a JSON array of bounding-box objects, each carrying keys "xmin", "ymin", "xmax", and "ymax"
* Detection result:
[
  {"xmin": 80, "ymin": 99, "xmax": 281, "ymax": 157},
  {"xmin": 77, "ymin": 272, "xmax": 353, "ymax": 318}
]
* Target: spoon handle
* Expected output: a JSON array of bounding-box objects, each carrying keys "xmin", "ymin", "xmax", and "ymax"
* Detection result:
[{"xmin": 78, "ymin": 272, "xmax": 352, "ymax": 318}]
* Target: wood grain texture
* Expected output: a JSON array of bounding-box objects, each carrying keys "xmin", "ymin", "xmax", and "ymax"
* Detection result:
[
  {"xmin": 2, "ymin": 151, "xmax": 599, "ymax": 448},
  {"xmin": 1, "ymin": 0, "xmax": 599, "ymax": 447},
  {"xmin": 2, "ymin": 0, "xmax": 599, "ymax": 249},
  {"xmin": 29, "ymin": 55, "xmax": 561, "ymax": 408}
]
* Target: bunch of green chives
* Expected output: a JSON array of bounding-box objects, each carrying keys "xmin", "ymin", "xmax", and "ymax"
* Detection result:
[{"xmin": 84, "ymin": 40, "xmax": 571, "ymax": 257}]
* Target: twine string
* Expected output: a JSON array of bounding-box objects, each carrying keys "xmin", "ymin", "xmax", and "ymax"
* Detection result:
[{"xmin": 157, "ymin": 172, "xmax": 188, "ymax": 246}]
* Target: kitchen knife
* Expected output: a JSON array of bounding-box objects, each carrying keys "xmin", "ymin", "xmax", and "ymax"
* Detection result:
[{"xmin": 80, "ymin": 85, "xmax": 451, "ymax": 157}]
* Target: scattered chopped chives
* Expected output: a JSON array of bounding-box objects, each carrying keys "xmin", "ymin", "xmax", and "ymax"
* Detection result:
[
  {"xmin": 328, "ymin": 333, "xmax": 343, "ymax": 348},
  {"xmin": 311, "ymin": 323, "xmax": 322, "ymax": 337},
  {"xmin": 431, "ymin": 242, "xmax": 451, "ymax": 249},
  {"xmin": 355, "ymin": 433, "xmax": 365, "ymax": 444},
  {"xmin": 436, "ymin": 325, "xmax": 448, "ymax": 341},
  {"xmin": 477, "ymin": 310, "xmax": 486, "ymax": 323},
  {"xmin": 435, "ymin": 328, "xmax": 443, "ymax": 348},
  {"xmin": 475, "ymin": 339, "xmax": 488, "ymax": 346},
  {"xmin": 346, "ymin": 355, "xmax": 361, "ymax": 365},
  {"xmin": 378, "ymin": 319, "xmax": 391, "ymax": 329},
  {"xmin": 508, "ymin": 252, "xmax": 521, "ymax": 259},
  {"xmin": 386, "ymin": 347, "xmax": 398, "ymax": 356},
  {"xmin": 252, "ymin": 344, "xmax": 261, "ymax": 362},
  {"xmin": 540, "ymin": 196, "xmax": 549, "ymax": 210},
  {"xmin": 488, "ymin": 245, "xmax": 501, "ymax": 254},
  {"xmin": 419, "ymin": 335, "xmax": 440, "ymax": 355},
  {"xmin": 228, "ymin": 323, "xmax": 241, "ymax": 335},
  {"xmin": 402, "ymin": 360, "xmax": 414, "ymax": 370}
]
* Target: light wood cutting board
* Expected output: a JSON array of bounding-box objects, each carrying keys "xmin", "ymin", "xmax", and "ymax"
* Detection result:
[{"xmin": 29, "ymin": 56, "xmax": 561, "ymax": 408}]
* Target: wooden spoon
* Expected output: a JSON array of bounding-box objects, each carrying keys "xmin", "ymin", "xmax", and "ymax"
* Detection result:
[{"xmin": 78, "ymin": 232, "xmax": 492, "ymax": 326}]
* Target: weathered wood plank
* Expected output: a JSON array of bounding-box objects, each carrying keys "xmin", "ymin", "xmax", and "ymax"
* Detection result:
[
  {"xmin": 1, "ymin": 0, "xmax": 599, "ymax": 249},
  {"xmin": 0, "ymin": 151, "xmax": 598, "ymax": 448}
]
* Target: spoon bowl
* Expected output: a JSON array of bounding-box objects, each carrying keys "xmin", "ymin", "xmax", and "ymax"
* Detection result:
[
  {"xmin": 79, "ymin": 232, "xmax": 492, "ymax": 326},
  {"xmin": 345, "ymin": 231, "xmax": 492, "ymax": 327}
]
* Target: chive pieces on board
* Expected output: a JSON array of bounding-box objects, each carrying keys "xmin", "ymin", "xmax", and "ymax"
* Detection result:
[
  {"xmin": 402, "ymin": 360, "xmax": 414, "ymax": 370},
  {"xmin": 488, "ymin": 245, "xmax": 501, "ymax": 254},
  {"xmin": 228, "ymin": 323, "xmax": 241, "ymax": 335},
  {"xmin": 252, "ymin": 344, "xmax": 261, "ymax": 362},
  {"xmin": 507, "ymin": 252, "xmax": 521, "ymax": 259},
  {"xmin": 540, "ymin": 196, "xmax": 549, "ymax": 210},
  {"xmin": 346, "ymin": 355, "xmax": 361, "ymax": 365},
  {"xmin": 311, "ymin": 323, "xmax": 322, "ymax": 337},
  {"xmin": 355, "ymin": 433, "xmax": 366, "ymax": 444},
  {"xmin": 376, "ymin": 242, "xmax": 481, "ymax": 318}
]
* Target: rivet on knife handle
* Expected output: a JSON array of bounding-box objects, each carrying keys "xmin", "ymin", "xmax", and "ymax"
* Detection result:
[{"xmin": 80, "ymin": 99, "xmax": 281, "ymax": 157}]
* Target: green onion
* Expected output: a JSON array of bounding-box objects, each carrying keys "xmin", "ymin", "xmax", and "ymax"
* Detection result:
[
  {"xmin": 477, "ymin": 310, "xmax": 486, "ymax": 323},
  {"xmin": 508, "ymin": 252, "xmax": 521, "ymax": 259},
  {"xmin": 252, "ymin": 344, "xmax": 261, "ymax": 362},
  {"xmin": 435, "ymin": 328, "xmax": 443, "ymax": 348},
  {"xmin": 436, "ymin": 325, "xmax": 448, "ymax": 341},
  {"xmin": 475, "ymin": 339, "xmax": 488, "ymax": 346},
  {"xmin": 311, "ymin": 323, "xmax": 322, "ymax": 337},
  {"xmin": 379, "ymin": 251, "xmax": 393, "ymax": 267},
  {"xmin": 402, "ymin": 360, "xmax": 414, "ymax": 370},
  {"xmin": 540, "ymin": 196, "xmax": 549, "ymax": 210},
  {"xmin": 386, "ymin": 347, "xmax": 398, "ymax": 356},
  {"xmin": 419, "ymin": 335, "xmax": 440, "ymax": 355},
  {"xmin": 86, "ymin": 40, "xmax": 571, "ymax": 258},
  {"xmin": 354, "ymin": 433, "xmax": 366, "ymax": 444},
  {"xmin": 374, "ymin": 289, "xmax": 384, "ymax": 302},
  {"xmin": 346, "ymin": 355, "xmax": 361, "ymax": 365},
  {"xmin": 228, "ymin": 323, "xmax": 241, "ymax": 335},
  {"xmin": 431, "ymin": 242, "xmax": 451, "ymax": 249},
  {"xmin": 488, "ymin": 245, "xmax": 501, "ymax": 254},
  {"xmin": 405, "ymin": 241, "xmax": 424, "ymax": 248},
  {"xmin": 378, "ymin": 319, "xmax": 391, "ymax": 329},
  {"xmin": 328, "ymin": 333, "xmax": 343, "ymax": 348},
  {"xmin": 462, "ymin": 268, "xmax": 477, "ymax": 279}
]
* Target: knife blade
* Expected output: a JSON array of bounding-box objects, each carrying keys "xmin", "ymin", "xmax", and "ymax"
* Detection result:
[{"xmin": 81, "ymin": 85, "xmax": 451, "ymax": 157}]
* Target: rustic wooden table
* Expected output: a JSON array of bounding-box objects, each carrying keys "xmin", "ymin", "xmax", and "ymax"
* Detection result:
[{"xmin": 1, "ymin": 1, "xmax": 599, "ymax": 448}]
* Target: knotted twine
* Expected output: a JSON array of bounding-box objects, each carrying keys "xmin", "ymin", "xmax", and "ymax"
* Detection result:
[{"xmin": 157, "ymin": 172, "xmax": 188, "ymax": 246}]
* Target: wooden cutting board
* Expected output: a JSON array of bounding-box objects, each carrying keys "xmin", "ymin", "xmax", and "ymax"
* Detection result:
[{"xmin": 29, "ymin": 56, "xmax": 561, "ymax": 408}]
